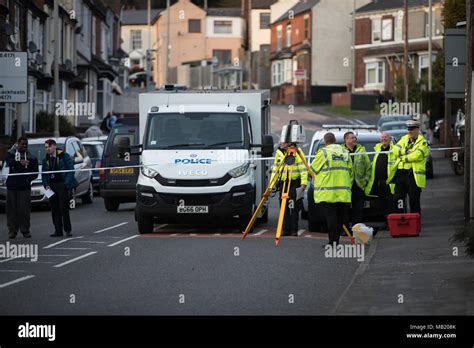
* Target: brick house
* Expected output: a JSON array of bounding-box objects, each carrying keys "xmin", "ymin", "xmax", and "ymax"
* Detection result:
[
  {"xmin": 354, "ymin": 0, "xmax": 444, "ymax": 97},
  {"xmin": 270, "ymin": 0, "xmax": 316, "ymax": 105}
]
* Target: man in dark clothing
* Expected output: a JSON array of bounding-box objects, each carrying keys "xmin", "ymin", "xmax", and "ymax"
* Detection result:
[
  {"xmin": 5, "ymin": 137, "xmax": 39, "ymax": 238},
  {"xmin": 365, "ymin": 132, "xmax": 396, "ymax": 219},
  {"xmin": 42, "ymin": 139, "xmax": 78, "ymax": 237}
]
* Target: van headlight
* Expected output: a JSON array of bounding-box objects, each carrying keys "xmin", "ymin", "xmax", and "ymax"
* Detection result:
[
  {"xmin": 228, "ymin": 163, "xmax": 250, "ymax": 178},
  {"xmin": 141, "ymin": 165, "xmax": 158, "ymax": 178}
]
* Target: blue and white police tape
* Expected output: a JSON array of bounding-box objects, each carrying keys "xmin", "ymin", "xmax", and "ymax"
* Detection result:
[{"xmin": 0, "ymin": 146, "xmax": 464, "ymax": 178}]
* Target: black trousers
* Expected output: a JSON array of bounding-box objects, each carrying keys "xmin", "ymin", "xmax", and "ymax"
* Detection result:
[
  {"xmin": 394, "ymin": 169, "xmax": 421, "ymax": 214},
  {"xmin": 279, "ymin": 180, "xmax": 301, "ymax": 235},
  {"xmin": 349, "ymin": 183, "xmax": 365, "ymax": 225},
  {"xmin": 376, "ymin": 179, "xmax": 393, "ymax": 218},
  {"xmin": 49, "ymin": 182, "xmax": 72, "ymax": 234},
  {"xmin": 321, "ymin": 202, "xmax": 348, "ymax": 244},
  {"xmin": 6, "ymin": 189, "xmax": 31, "ymax": 236}
]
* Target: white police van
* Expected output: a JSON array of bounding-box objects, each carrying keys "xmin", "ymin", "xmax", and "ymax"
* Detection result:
[{"xmin": 131, "ymin": 90, "xmax": 274, "ymax": 234}]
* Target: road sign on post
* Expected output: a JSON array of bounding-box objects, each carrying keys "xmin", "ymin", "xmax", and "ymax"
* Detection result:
[
  {"xmin": 0, "ymin": 52, "xmax": 28, "ymax": 103},
  {"xmin": 295, "ymin": 69, "xmax": 307, "ymax": 80}
]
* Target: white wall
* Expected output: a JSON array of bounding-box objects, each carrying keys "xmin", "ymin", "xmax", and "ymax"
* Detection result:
[
  {"xmin": 121, "ymin": 24, "xmax": 156, "ymax": 68},
  {"xmin": 205, "ymin": 16, "xmax": 244, "ymax": 38},
  {"xmin": 250, "ymin": 9, "xmax": 271, "ymax": 52},
  {"xmin": 270, "ymin": 0, "xmax": 298, "ymax": 24},
  {"xmin": 311, "ymin": 0, "xmax": 371, "ymax": 86}
]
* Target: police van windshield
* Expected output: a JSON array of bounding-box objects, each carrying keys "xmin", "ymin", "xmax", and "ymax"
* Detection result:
[{"xmin": 145, "ymin": 113, "xmax": 247, "ymax": 150}]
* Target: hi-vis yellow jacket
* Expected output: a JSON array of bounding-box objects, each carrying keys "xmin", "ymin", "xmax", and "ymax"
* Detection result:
[
  {"xmin": 387, "ymin": 134, "xmax": 429, "ymax": 189},
  {"xmin": 310, "ymin": 144, "xmax": 353, "ymax": 203},
  {"xmin": 342, "ymin": 143, "xmax": 371, "ymax": 190},
  {"xmin": 270, "ymin": 148, "xmax": 308, "ymax": 186},
  {"xmin": 365, "ymin": 142, "xmax": 396, "ymax": 197}
]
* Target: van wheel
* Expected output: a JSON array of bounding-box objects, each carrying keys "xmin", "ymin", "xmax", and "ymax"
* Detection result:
[
  {"xmin": 81, "ymin": 181, "xmax": 93, "ymax": 204},
  {"xmin": 257, "ymin": 208, "xmax": 268, "ymax": 223},
  {"xmin": 308, "ymin": 215, "xmax": 322, "ymax": 232},
  {"xmin": 138, "ymin": 214, "xmax": 154, "ymax": 234},
  {"xmin": 104, "ymin": 198, "xmax": 120, "ymax": 211},
  {"xmin": 239, "ymin": 213, "xmax": 253, "ymax": 233}
]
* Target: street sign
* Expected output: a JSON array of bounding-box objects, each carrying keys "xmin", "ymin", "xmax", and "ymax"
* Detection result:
[
  {"xmin": 445, "ymin": 29, "xmax": 466, "ymax": 99},
  {"xmin": 0, "ymin": 51, "xmax": 27, "ymax": 103},
  {"xmin": 295, "ymin": 69, "xmax": 307, "ymax": 80}
]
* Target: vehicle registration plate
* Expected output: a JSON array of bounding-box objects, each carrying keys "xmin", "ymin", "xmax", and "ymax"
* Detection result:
[
  {"xmin": 177, "ymin": 206, "xmax": 209, "ymax": 214},
  {"xmin": 110, "ymin": 168, "xmax": 134, "ymax": 174}
]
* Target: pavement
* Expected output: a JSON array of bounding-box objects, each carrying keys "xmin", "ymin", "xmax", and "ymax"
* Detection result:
[{"xmin": 334, "ymin": 152, "xmax": 474, "ymax": 315}]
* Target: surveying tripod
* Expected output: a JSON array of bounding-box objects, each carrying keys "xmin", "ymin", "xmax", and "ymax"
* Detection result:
[{"xmin": 241, "ymin": 145, "xmax": 316, "ymax": 246}]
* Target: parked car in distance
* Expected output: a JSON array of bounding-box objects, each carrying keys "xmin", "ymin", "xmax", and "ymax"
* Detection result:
[
  {"xmin": 82, "ymin": 141, "xmax": 104, "ymax": 193},
  {"xmin": 99, "ymin": 118, "xmax": 139, "ymax": 211},
  {"xmin": 82, "ymin": 135, "xmax": 108, "ymax": 147},
  {"xmin": 377, "ymin": 114, "xmax": 413, "ymax": 130},
  {"xmin": 0, "ymin": 137, "xmax": 93, "ymax": 208}
]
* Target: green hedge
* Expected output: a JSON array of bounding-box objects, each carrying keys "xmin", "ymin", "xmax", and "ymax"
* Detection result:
[{"xmin": 36, "ymin": 111, "xmax": 77, "ymax": 136}]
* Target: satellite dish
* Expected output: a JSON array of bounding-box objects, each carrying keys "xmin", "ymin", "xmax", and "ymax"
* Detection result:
[
  {"xmin": 4, "ymin": 23, "xmax": 13, "ymax": 36},
  {"xmin": 36, "ymin": 53, "xmax": 43, "ymax": 66},
  {"xmin": 65, "ymin": 59, "xmax": 73, "ymax": 70},
  {"xmin": 28, "ymin": 41, "xmax": 37, "ymax": 53}
]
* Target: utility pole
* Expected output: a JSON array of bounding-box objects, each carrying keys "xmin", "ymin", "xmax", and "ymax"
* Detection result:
[
  {"xmin": 53, "ymin": 0, "xmax": 60, "ymax": 137},
  {"xmin": 166, "ymin": 0, "xmax": 171, "ymax": 84},
  {"xmin": 428, "ymin": 0, "xmax": 432, "ymax": 91},
  {"xmin": 404, "ymin": 0, "xmax": 409, "ymax": 102},
  {"xmin": 466, "ymin": 0, "xmax": 473, "ymax": 220},
  {"xmin": 147, "ymin": 0, "xmax": 152, "ymax": 91},
  {"xmin": 351, "ymin": 0, "xmax": 356, "ymax": 90}
]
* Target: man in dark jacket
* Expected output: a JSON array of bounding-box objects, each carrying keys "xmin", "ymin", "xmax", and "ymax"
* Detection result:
[
  {"xmin": 5, "ymin": 136, "xmax": 39, "ymax": 238},
  {"xmin": 42, "ymin": 139, "xmax": 78, "ymax": 237}
]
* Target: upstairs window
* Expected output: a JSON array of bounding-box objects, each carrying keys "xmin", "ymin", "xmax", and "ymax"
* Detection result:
[
  {"xmin": 188, "ymin": 19, "xmax": 201, "ymax": 33},
  {"xmin": 214, "ymin": 20, "xmax": 232, "ymax": 34},
  {"xmin": 260, "ymin": 13, "xmax": 270, "ymax": 29},
  {"xmin": 372, "ymin": 18, "xmax": 381, "ymax": 43}
]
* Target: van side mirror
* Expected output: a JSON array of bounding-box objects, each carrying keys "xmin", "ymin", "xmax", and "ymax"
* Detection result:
[{"xmin": 261, "ymin": 135, "xmax": 274, "ymax": 158}]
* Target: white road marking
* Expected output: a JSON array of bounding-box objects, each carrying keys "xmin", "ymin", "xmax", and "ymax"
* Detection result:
[
  {"xmin": 54, "ymin": 247, "xmax": 91, "ymax": 250},
  {"xmin": 39, "ymin": 255, "xmax": 71, "ymax": 257},
  {"xmin": 73, "ymin": 240, "xmax": 107, "ymax": 244},
  {"xmin": 107, "ymin": 235, "xmax": 139, "ymax": 247},
  {"xmin": 0, "ymin": 275, "xmax": 35, "ymax": 289},
  {"xmin": 53, "ymin": 252, "xmax": 97, "ymax": 268},
  {"xmin": 304, "ymin": 235, "xmax": 313, "ymax": 238},
  {"xmin": 190, "ymin": 233, "xmax": 197, "ymax": 236},
  {"xmin": 253, "ymin": 229, "xmax": 268, "ymax": 236},
  {"xmin": 12, "ymin": 261, "xmax": 53, "ymax": 264},
  {"xmin": 170, "ymin": 233, "xmax": 178, "ymax": 236},
  {"xmin": 0, "ymin": 256, "xmax": 20, "ymax": 263},
  {"xmin": 297, "ymin": 229, "xmax": 306, "ymax": 236},
  {"xmin": 213, "ymin": 233, "xmax": 221, "ymax": 236},
  {"xmin": 43, "ymin": 236, "xmax": 83, "ymax": 249},
  {"xmin": 93, "ymin": 222, "xmax": 128, "ymax": 234},
  {"xmin": 155, "ymin": 224, "xmax": 168, "ymax": 230}
]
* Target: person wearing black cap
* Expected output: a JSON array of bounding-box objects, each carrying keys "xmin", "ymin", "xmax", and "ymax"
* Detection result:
[{"xmin": 387, "ymin": 120, "xmax": 429, "ymax": 215}]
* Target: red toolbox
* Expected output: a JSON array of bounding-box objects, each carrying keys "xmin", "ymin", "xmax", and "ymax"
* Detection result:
[{"xmin": 387, "ymin": 213, "xmax": 421, "ymax": 237}]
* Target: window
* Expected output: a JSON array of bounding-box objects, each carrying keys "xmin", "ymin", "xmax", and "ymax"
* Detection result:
[
  {"xmin": 283, "ymin": 59, "xmax": 292, "ymax": 82},
  {"xmin": 286, "ymin": 24, "xmax": 291, "ymax": 47},
  {"xmin": 394, "ymin": 14, "xmax": 403, "ymax": 41},
  {"xmin": 213, "ymin": 49, "xmax": 231, "ymax": 66},
  {"xmin": 272, "ymin": 61, "xmax": 282, "ymax": 86},
  {"xmin": 214, "ymin": 20, "xmax": 232, "ymax": 34},
  {"xmin": 381, "ymin": 17, "xmax": 393, "ymax": 41},
  {"xmin": 304, "ymin": 17, "xmax": 310, "ymax": 39},
  {"xmin": 371, "ymin": 18, "xmax": 381, "ymax": 43},
  {"xmin": 276, "ymin": 25, "xmax": 282, "ymax": 51},
  {"xmin": 130, "ymin": 29, "xmax": 142, "ymax": 50},
  {"xmin": 424, "ymin": 11, "xmax": 435, "ymax": 37},
  {"xmin": 271, "ymin": 60, "xmax": 292, "ymax": 86},
  {"xmin": 260, "ymin": 13, "xmax": 270, "ymax": 29},
  {"xmin": 365, "ymin": 61, "xmax": 384, "ymax": 85},
  {"xmin": 188, "ymin": 19, "xmax": 201, "ymax": 33},
  {"xmin": 419, "ymin": 54, "xmax": 436, "ymax": 79}
]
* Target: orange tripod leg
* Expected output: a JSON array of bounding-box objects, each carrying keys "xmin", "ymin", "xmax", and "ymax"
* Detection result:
[{"xmin": 275, "ymin": 165, "xmax": 292, "ymax": 246}]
